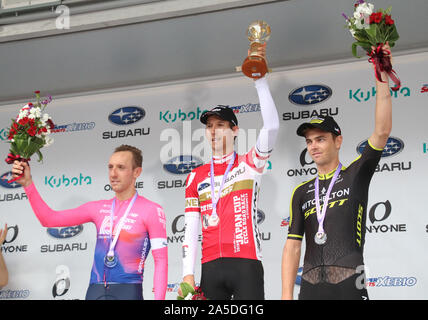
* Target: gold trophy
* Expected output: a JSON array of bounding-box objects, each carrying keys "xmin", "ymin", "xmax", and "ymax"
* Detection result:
[{"xmin": 236, "ymin": 20, "xmax": 271, "ymax": 79}]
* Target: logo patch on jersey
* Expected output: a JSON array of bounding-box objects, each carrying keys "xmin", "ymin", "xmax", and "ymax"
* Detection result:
[{"xmin": 198, "ymin": 182, "xmax": 210, "ymax": 192}]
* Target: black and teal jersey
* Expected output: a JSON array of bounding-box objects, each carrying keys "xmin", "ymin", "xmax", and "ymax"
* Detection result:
[{"xmin": 287, "ymin": 141, "xmax": 383, "ymax": 275}]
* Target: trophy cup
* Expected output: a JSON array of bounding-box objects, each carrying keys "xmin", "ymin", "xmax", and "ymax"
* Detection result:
[{"xmin": 236, "ymin": 20, "xmax": 271, "ymax": 79}]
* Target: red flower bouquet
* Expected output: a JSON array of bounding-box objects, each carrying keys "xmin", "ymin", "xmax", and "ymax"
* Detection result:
[
  {"xmin": 5, "ymin": 91, "xmax": 55, "ymax": 182},
  {"xmin": 343, "ymin": 1, "xmax": 401, "ymax": 91},
  {"xmin": 177, "ymin": 282, "xmax": 207, "ymax": 300}
]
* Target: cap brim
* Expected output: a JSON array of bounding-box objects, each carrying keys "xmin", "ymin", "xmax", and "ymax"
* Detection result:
[
  {"xmin": 200, "ymin": 111, "xmax": 222, "ymax": 124},
  {"xmin": 200, "ymin": 110, "xmax": 238, "ymax": 126},
  {"xmin": 296, "ymin": 123, "xmax": 341, "ymax": 137},
  {"xmin": 296, "ymin": 123, "xmax": 319, "ymax": 137}
]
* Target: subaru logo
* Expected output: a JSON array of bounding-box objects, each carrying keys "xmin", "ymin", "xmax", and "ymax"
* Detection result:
[
  {"xmin": 164, "ymin": 155, "xmax": 203, "ymax": 175},
  {"xmin": 357, "ymin": 137, "xmax": 404, "ymax": 158},
  {"xmin": 47, "ymin": 225, "xmax": 83, "ymax": 239},
  {"xmin": 257, "ymin": 209, "xmax": 265, "ymax": 225},
  {"xmin": 198, "ymin": 182, "xmax": 210, "ymax": 192},
  {"xmin": 0, "ymin": 172, "xmax": 21, "ymax": 189},
  {"xmin": 289, "ymin": 85, "xmax": 332, "ymax": 106},
  {"xmin": 108, "ymin": 106, "xmax": 145, "ymax": 125}
]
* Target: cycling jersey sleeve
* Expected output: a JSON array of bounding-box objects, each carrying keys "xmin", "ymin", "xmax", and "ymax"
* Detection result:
[
  {"xmin": 287, "ymin": 182, "xmax": 308, "ymax": 241},
  {"xmin": 23, "ymin": 182, "xmax": 94, "ymax": 227},
  {"xmin": 347, "ymin": 139, "xmax": 383, "ymax": 184},
  {"xmin": 254, "ymin": 77, "xmax": 279, "ymax": 156},
  {"xmin": 182, "ymin": 171, "xmax": 200, "ymax": 278},
  {"xmin": 146, "ymin": 205, "xmax": 168, "ymax": 300}
]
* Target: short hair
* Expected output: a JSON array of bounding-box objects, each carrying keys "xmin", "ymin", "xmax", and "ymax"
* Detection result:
[{"xmin": 113, "ymin": 145, "xmax": 142, "ymax": 168}]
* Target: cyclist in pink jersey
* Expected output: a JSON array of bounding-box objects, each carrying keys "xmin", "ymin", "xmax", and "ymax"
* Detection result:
[
  {"xmin": 181, "ymin": 46, "xmax": 279, "ymax": 300},
  {"xmin": 11, "ymin": 145, "xmax": 167, "ymax": 300}
]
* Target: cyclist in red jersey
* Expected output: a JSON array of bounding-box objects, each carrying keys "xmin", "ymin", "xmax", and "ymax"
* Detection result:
[{"xmin": 181, "ymin": 46, "xmax": 279, "ymax": 300}]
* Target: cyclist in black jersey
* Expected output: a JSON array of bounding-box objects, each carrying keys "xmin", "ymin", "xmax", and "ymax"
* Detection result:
[{"xmin": 281, "ymin": 43, "xmax": 394, "ymax": 300}]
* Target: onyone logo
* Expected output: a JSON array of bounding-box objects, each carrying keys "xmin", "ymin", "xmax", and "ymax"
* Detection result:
[
  {"xmin": 288, "ymin": 85, "xmax": 332, "ymax": 106},
  {"xmin": 357, "ymin": 137, "xmax": 404, "ymax": 158},
  {"xmin": 108, "ymin": 106, "xmax": 145, "ymax": 125},
  {"xmin": 366, "ymin": 200, "xmax": 407, "ymax": 234},
  {"xmin": 163, "ymin": 155, "xmax": 203, "ymax": 175},
  {"xmin": 47, "ymin": 225, "xmax": 83, "ymax": 239},
  {"xmin": 0, "ymin": 172, "xmax": 21, "ymax": 189}
]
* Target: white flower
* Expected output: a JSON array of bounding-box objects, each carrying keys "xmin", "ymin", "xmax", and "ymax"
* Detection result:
[
  {"xmin": 355, "ymin": 2, "xmax": 374, "ymax": 16},
  {"xmin": 29, "ymin": 107, "xmax": 42, "ymax": 119},
  {"xmin": 45, "ymin": 136, "xmax": 54, "ymax": 146},
  {"xmin": 17, "ymin": 108, "xmax": 29, "ymax": 121},
  {"xmin": 353, "ymin": 2, "xmax": 374, "ymax": 29},
  {"xmin": 184, "ymin": 293, "xmax": 193, "ymax": 300}
]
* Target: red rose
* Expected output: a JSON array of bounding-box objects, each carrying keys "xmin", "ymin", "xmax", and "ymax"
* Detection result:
[
  {"xmin": 384, "ymin": 14, "xmax": 394, "ymax": 25},
  {"xmin": 370, "ymin": 12, "xmax": 382, "ymax": 24},
  {"xmin": 19, "ymin": 118, "xmax": 29, "ymax": 126},
  {"xmin": 8, "ymin": 128, "xmax": 16, "ymax": 140},
  {"xmin": 27, "ymin": 127, "xmax": 37, "ymax": 136},
  {"xmin": 34, "ymin": 91, "xmax": 40, "ymax": 94}
]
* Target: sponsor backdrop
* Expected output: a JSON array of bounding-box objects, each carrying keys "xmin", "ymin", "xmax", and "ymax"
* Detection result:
[{"xmin": 0, "ymin": 51, "xmax": 427, "ymax": 300}]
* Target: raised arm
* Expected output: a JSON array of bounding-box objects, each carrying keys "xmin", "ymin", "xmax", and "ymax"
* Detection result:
[
  {"xmin": 249, "ymin": 43, "xmax": 279, "ymax": 156},
  {"xmin": 368, "ymin": 42, "xmax": 393, "ymax": 150},
  {"xmin": 11, "ymin": 161, "xmax": 93, "ymax": 227}
]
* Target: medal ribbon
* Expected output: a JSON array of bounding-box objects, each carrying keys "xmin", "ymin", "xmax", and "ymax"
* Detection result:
[
  {"xmin": 107, "ymin": 192, "xmax": 138, "ymax": 258},
  {"xmin": 210, "ymin": 152, "xmax": 236, "ymax": 220},
  {"xmin": 314, "ymin": 163, "xmax": 342, "ymax": 236}
]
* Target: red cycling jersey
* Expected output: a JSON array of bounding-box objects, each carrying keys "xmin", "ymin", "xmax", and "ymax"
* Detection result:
[{"xmin": 184, "ymin": 147, "xmax": 270, "ymax": 265}]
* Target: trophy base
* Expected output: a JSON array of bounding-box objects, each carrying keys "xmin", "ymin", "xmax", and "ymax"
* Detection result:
[{"xmin": 241, "ymin": 56, "xmax": 268, "ymax": 79}]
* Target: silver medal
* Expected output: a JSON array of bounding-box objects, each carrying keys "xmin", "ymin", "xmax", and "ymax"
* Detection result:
[
  {"xmin": 104, "ymin": 255, "xmax": 118, "ymax": 268},
  {"xmin": 314, "ymin": 231, "xmax": 327, "ymax": 245},
  {"xmin": 208, "ymin": 214, "xmax": 219, "ymax": 227}
]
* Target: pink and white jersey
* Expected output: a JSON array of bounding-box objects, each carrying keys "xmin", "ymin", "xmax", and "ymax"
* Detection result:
[
  {"xmin": 184, "ymin": 147, "xmax": 270, "ymax": 265},
  {"xmin": 24, "ymin": 182, "xmax": 168, "ymax": 300}
]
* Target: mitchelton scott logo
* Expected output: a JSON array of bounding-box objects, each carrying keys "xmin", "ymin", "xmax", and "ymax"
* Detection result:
[
  {"xmin": 288, "ymin": 85, "xmax": 332, "ymax": 106},
  {"xmin": 47, "ymin": 225, "xmax": 83, "ymax": 239},
  {"xmin": 108, "ymin": 106, "xmax": 146, "ymax": 125},
  {"xmin": 163, "ymin": 155, "xmax": 203, "ymax": 175},
  {"xmin": 0, "ymin": 172, "xmax": 21, "ymax": 189},
  {"xmin": 357, "ymin": 137, "xmax": 404, "ymax": 158}
]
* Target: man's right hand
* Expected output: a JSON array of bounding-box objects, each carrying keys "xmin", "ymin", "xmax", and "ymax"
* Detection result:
[
  {"xmin": 11, "ymin": 160, "xmax": 32, "ymax": 187},
  {"xmin": 178, "ymin": 274, "xmax": 196, "ymax": 297}
]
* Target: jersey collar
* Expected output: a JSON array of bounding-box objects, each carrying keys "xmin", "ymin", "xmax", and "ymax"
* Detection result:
[
  {"xmin": 318, "ymin": 163, "xmax": 346, "ymax": 180},
  {"xmin": 212, "ymin": 151, "xmax": 235, "ymax": 164}
]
